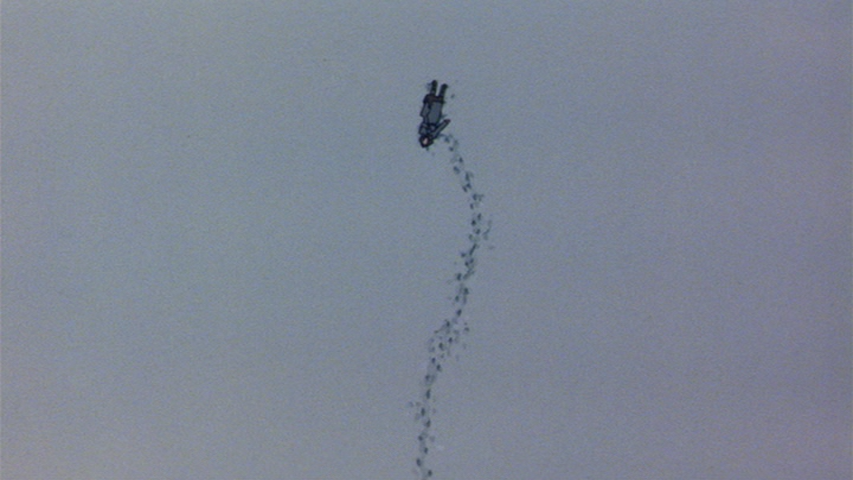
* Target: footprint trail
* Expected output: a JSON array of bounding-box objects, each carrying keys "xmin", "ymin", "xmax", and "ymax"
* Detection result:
[{"xmin": 411, "ymin": 135, "xmax": 491, "ymax": 479}]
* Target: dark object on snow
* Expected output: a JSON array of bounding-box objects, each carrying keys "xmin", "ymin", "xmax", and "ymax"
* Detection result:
[{"xmin": 418, "ymin": 80, "xmax": 450, "ymax": 148}]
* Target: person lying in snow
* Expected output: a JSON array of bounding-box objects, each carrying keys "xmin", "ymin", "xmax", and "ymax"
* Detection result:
[{"xmin": 418, "ymin": 80, "xmax": 450, "ymax": 148}]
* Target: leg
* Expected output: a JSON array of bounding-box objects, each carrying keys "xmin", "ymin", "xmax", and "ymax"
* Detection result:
[{"xmin": 438, "ymin": 83, "xmax": 448, "ymax": 99}]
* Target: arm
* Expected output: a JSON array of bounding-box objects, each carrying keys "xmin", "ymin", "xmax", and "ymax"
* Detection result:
[{"xmin": 432, "ymin": 119, "xmax": 450, "ymax": 137}]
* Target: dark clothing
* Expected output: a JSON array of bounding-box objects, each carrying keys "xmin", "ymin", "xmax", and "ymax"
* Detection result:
[{"xmin": 419, "ymin": 81, "xmax": 450, "ymax": 147}]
